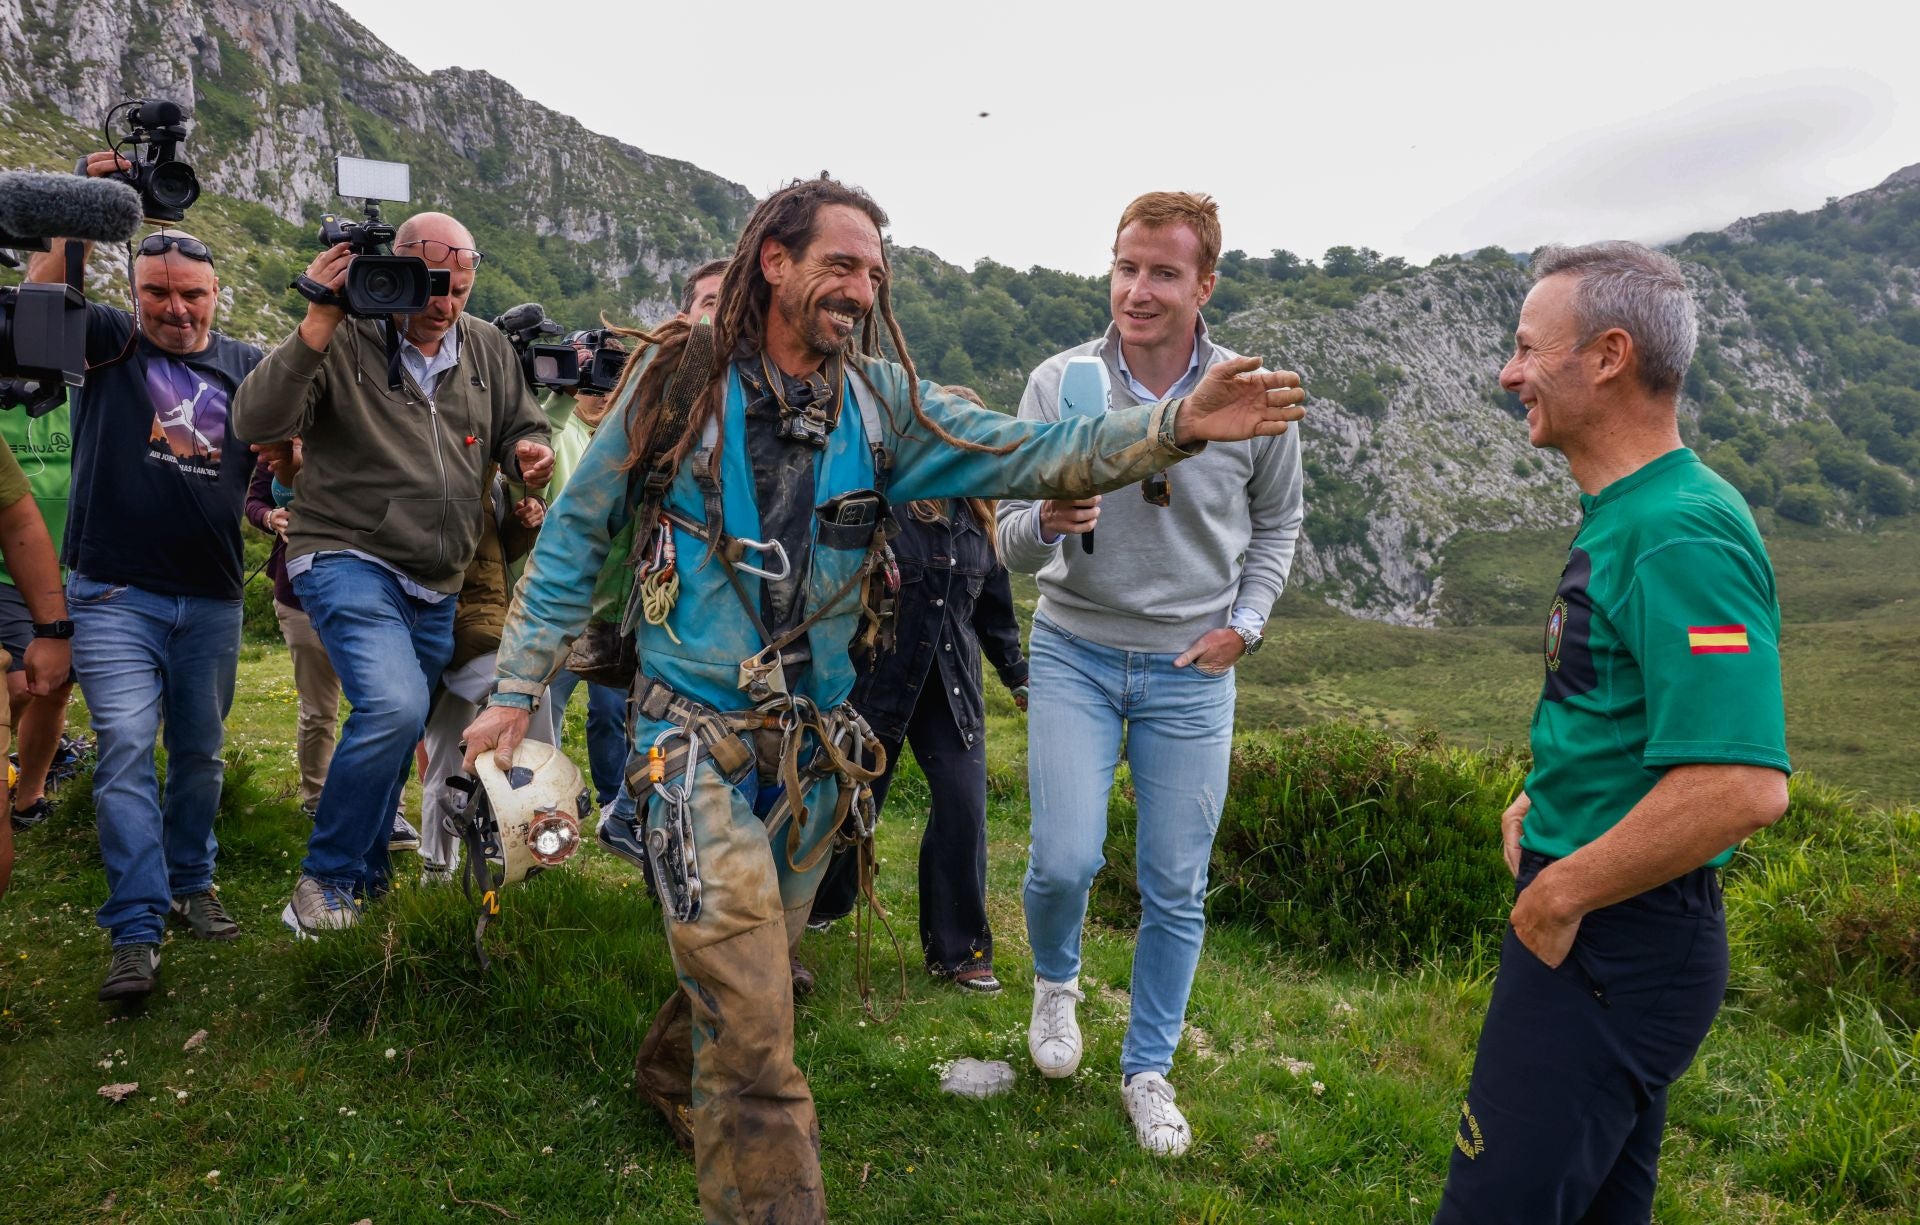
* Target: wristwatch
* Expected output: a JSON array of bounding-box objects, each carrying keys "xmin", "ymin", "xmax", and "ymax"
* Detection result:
[
  {"xmin": 32, "ymin": 620, "xmax": 75, "ymax": 640},
  {"xmin": 1231, "ymin": 625, "xmax": 1264, "ymax": 656}
]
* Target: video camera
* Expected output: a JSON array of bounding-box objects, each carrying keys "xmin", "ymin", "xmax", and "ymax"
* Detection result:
[
  {"xmin": 564, "ymin": 328, "xmax": 629, "ymax": 396},
  {"xmin": 492, "ymin": 303, "xmax": 579, "ymax": 393},
  {"xmin": 295, "ymin": 156, "xmax": 449, "ymax": 317},
  {"xmin": 92, "ymin": 98, "xmax": 200, "ymax": 224},
  {"xmin": 0, "ymin": 159, "xmax": 145, "ymax": 416}
]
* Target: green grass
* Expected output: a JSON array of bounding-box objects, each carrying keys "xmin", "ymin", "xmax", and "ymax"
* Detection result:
[
  {"xmin": 2, "ymin": 648, "xmax": 1917, "ymax": 1223},
  {"xmin": 2, "ymin": 520, "xmax": 1916, "ymax": 1221},
  {"xmin": 1212, "ymin": 518, "xmax": 1920, "ymax": 806}
]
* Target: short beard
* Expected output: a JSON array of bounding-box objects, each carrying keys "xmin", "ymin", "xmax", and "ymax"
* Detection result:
[{"xmin": 778, "ymin": 281, "xmax": 859, "ymax": 358}]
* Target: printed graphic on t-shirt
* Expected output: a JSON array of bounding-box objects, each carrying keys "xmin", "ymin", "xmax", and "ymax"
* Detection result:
[{"xmin": 144, "ymin": 353, "xmax": 226, "ymax": 479}]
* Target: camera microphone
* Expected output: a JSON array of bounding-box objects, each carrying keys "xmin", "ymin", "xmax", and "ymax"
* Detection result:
[{"xmin": 0, "ymin": 171, "xmax": 144, "ymax": 245}]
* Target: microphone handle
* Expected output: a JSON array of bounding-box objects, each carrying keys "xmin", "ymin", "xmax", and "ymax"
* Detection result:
[{"xmin": 1081, "ymin": 530, "xmax": 1094, "ymax": 555}]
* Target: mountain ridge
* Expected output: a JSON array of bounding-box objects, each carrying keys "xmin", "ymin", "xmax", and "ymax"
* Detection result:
[{"xmin": 3, "ymin": 0, "xmax": 1915, "ymax": 624}]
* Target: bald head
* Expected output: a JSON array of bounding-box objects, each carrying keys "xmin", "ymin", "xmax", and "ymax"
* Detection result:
[
  {"xmin": 394, "ymin": 211, "xmax": 475, "ymax": 251},
  {"xmin": 133, "ymin": 234, "xmax": 220, "ymax": 354},
  {"xmin": 390, "ymin": 211, "xmax": 479, "ymax": 349}
]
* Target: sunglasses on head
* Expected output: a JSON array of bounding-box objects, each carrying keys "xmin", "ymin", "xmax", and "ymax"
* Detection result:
[{"xmin": 137, "ymin": 233, "xmax": 214, "ymax": 266}]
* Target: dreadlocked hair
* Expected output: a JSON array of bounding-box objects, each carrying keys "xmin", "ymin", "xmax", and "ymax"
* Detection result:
[{"xmin": 610, "ymin": 172, "xmax": 1014, "ymax": 476}]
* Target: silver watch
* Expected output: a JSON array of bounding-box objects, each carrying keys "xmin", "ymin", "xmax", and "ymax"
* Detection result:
[{"xmin": 1232, "ymin": 625, "xmax": 1264, "ymax": 655}]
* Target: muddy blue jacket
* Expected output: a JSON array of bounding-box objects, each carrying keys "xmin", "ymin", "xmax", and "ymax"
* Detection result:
[{"xmin": 491, "ymin": 354, "xmax": 1196, "ymax": 753}]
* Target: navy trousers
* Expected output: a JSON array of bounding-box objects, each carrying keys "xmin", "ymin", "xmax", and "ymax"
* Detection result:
[
  {"xmin": 811, "ymin": 680, "xmax": 993, "ymax": 974},
  {"xmin": 1434, "ymin": 849, "xmax": 1729, "ymax": 1225}
]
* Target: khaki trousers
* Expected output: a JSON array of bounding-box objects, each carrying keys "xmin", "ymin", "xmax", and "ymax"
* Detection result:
[{"xmin": 273, "ymin": 600, "xmax": 340, "ymax": 808}]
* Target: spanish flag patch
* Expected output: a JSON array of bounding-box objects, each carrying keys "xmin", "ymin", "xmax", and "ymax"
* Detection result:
[{"xmin": 1688, "ymin": 625, "xmax": 1750, "ymax": 654}]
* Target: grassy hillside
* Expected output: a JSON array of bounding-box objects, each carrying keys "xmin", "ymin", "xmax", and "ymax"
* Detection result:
[
  {"xmin": 1, "ymin": 652, "xmax": 1913, "ymax": 1223},
  {"xmin": 1194, "ymin": 518, "xmax": 1920, "ymax": 806}
]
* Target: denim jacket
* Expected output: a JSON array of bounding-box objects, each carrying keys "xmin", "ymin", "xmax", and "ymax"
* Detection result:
[
  {"xmin": 492, "ymin": 353, "xmax": 1194, "ymax": 760},
  {"xmin": 850, "ymin": 503, "xmax": 1026, "ymax": 747}
]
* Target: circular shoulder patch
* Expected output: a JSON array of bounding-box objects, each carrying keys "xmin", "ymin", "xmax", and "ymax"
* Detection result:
[{"xmin": 1544, "ymin": 597, "xmax": 1569, "ymax": 672}]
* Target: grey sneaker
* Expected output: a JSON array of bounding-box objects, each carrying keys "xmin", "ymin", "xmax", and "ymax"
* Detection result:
[
  {"xmin": 98, "ymin": 943, "xmax": 160, "ymax": 1002},
  {"xmin": 169, "ymin": 890, "xmax": 240, "ymax": 941},
  {"xmin": 389, "ymin": 810, "xmax": 420, "ymax": 853},
  {"xmin": 281, "ymin": 874, "xmax": 360, "ymax": 939}
]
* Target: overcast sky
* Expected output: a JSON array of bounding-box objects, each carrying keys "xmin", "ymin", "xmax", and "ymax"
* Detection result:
[{"xmin": 334, "ymin": 0, "xmax": 1919, "ymax": 275}]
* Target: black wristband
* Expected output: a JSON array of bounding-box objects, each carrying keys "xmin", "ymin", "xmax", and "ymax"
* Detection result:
[{"xmin": 32, "ymin": 620, "xmax": 75, "ymax": 640}]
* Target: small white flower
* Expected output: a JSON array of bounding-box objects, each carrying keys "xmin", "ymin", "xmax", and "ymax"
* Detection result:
[
  {"xmin": 385, "ymin": 1048, "xmax": 397, "ymax": 1060},
  {"xmin": 205, "ymin": 1170, "xmax": 220, "ymax": 1183},
  {"xmin": 540, "ymin": 1145, "xmax": 553, "ymax": 1156},
  {"xmin": 1311, "ymin": 1081, "xmax": 1326, "ymax": 1097},
  {"xmin": 175, "ymin": 1090, "xmax": 189, "ymax": 1102}
]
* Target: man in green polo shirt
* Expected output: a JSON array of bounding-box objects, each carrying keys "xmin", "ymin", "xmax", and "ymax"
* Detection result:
[
  {"xmin": 0, "ymin": 404, "xmax": 77, "ymax": 832},
  {"xmin": 1434, "ymin": 241, "xmax": 1791, "ymax": 1225}
]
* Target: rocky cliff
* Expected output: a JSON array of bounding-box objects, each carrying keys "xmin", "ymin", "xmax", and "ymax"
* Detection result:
[
  {"xmin": 0, "ymin": 0, "xmax": 750, "ymax": 324},
  {"xmin": 3, "ymin": 0, "xmax": 1913, "ymax": 624}
]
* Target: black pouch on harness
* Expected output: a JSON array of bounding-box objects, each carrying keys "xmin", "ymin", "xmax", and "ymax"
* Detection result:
[{"xmin": 813, "ymin": 488, "xmax": 899, "ymax": 668}]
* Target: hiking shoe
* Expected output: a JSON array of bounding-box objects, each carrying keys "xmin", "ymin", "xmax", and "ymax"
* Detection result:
[
  {"xmin": 169, "ymin": 890, "xmax": 240, "ymax": 941},
  {"xmin": 298, "ymin": 800, "xmax": 317, "ymax": 822},
  {"xmin": 1029, "ymin": 976, "xmax": 1085, "ymax": 1078},
  {"xmin": 418, "ymin": 862, "xmax": 456, "ymax": 887},
  {"xmin": 805, "ymin": 915, "xmax": 837, "ymax": 934},
  {"xmin": 388, "ymin": 810, "xmax": 420, "ymax": 853},
  {"xmin": 281, "ymin": 874, "xmax": 360, "ymax": 939},
  {"xmin": 791, "ymin": 957, "xmax": 817, "ymax": 1000},
  {"xmin": 9, "ymin": 796, "xmax": 50, "ymax": 831},
  {"xmin": 97, "ymin": 943, "xmax": 160, "ymax": 1002},
  {"xmin": 597, "ymin": 809, "xmax": 649, "ymax": 872},
  {"xmin": 1122, "ymin": 1072, "xmax": 1193, "ymax": 1156}
]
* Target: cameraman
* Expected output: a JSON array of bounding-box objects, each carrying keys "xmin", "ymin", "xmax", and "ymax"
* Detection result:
[
  {"xmin": 233, "ymin": 210, "xmax": 551, "ymax": 936},
  {"xmin": 26, "ymin": 151, "xmax": 263, "ymax": 1001}
]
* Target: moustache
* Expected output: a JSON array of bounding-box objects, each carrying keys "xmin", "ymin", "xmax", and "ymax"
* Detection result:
[{"xmin": 819, "ymin": 297, "xmax": 865, "ymax": 319}]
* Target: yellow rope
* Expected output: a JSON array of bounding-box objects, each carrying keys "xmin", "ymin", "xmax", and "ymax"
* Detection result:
[{"xmin": 640, "ymin": 569, "xmax": 682, "ymax": 643}]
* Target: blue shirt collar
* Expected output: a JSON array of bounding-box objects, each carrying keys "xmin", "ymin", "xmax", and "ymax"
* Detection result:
[{"xmin": 1111, "ymin": 318, "xmax": 1207, "ymax": 402}]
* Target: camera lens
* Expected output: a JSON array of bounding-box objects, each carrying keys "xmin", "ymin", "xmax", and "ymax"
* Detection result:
[
  {"xmin": 363, "ymin": 265, "xmax": 402, "ymax": 302},
  {"xmin": 148, "ymin": 161, "xmax": 199, "ymax": 212}
]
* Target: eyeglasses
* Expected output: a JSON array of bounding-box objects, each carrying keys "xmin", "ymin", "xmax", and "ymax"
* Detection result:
[
  {"xmin": 395, "ymin": 239, "xmax": 484, "ymax": 270},
  {"xmin": 137, "ymin": 233, "xmax": 214, "ymax": 266}
]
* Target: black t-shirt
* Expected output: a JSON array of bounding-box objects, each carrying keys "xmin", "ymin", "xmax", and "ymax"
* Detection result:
[{"xmin": 67, "ymin": 303, "xmax": 262, "ymax": 599}]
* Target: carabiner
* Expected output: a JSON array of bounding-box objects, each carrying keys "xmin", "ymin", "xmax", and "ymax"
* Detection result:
[{"xmin": 731, "ymin": 535, "xmax": 791, "ymax": 582}]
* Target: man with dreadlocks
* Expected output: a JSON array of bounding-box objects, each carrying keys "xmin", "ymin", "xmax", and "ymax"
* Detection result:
[{"xmin": 463, "ymin": 174, "xmax": 1306, "ymax": 1223}]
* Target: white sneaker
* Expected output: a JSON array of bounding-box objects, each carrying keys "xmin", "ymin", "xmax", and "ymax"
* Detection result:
[
  {"xmin": 1122, "ymin": 1071, "xmax": 1193, "ymax": 1156},
  {"xmin": 1029, "ymin": 976, "xmax": 1085, "ymax": 1078}
]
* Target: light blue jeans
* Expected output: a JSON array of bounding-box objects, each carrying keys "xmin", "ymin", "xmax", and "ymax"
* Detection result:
[
  {"xmin": 69, "ymin": 574, "xmax": 242, "ymax": 947},
  {"xmin": 1022, "ymin": 612, "xmax": 1235, "ymax": 1078}
]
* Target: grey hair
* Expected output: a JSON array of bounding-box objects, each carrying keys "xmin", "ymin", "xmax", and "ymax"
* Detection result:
[{"xmin": 1529, "ymin": 241, "xmax": 1697, "ymax": 395}]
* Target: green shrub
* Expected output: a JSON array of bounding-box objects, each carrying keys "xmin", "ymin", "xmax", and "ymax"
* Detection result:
[
  {"xmin": 1775, "ymin": 482, "xmax": 1833, "ymax": 524},
  {"xmin": 1725, "ymin": 779, "xmax": 1920, "ymax": 1028},
  {"xmin": 1095, "ymin": 722, "xmax": 1525, "ymax": 965}
]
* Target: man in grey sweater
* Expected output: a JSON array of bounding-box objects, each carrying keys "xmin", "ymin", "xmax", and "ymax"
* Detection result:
[{"xmin": 998, "ymin": 191, "xmax": 1304, "ymax": 1156}]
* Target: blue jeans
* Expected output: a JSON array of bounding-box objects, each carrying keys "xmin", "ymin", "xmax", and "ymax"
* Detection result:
[
  {"xmin": 1021, "ymin": 613, "xmax": 1235, "ymax": 1078},
  {"xmin": 69, "ymin": 574, "xmax": 241, "ymax": 947},
  {"xmin": 546, "ymin": 669, "xmax": 630, "ymax": 806},
  {"xmin": 292, "ymin": 556, "xmax": 455, "ymax": 894}
]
